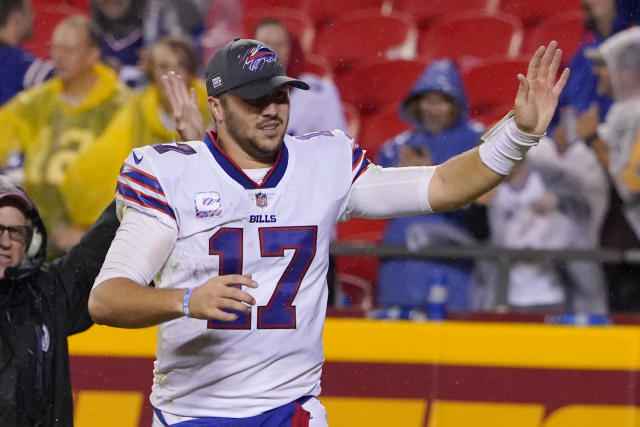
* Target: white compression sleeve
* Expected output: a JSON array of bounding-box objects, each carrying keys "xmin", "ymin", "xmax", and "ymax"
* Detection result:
[
  {"xmin": 93, "ymin": 207, "xmax": 177, "ymax": 289},
  {"xmin": 345, "ymin": 164, "xmax": 436, "ymax": 219},
  {"xmin": 478, "ymin": 112, "xmax": 544, "ymax": 175}
]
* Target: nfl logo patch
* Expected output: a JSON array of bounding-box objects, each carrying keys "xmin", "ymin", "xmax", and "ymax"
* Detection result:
[{"xmin": 255, "ymin": 192, "xmax": 268, "ymax": 208}]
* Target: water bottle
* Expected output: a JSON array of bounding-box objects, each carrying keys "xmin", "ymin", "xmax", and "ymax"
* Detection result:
[
  {"xmin": 546, "ymin": 313, "xmax": 611, "ymax": 326},
  {"xmin": 427, "ymin": 271, "xmax": 448, "ymax": 321}
]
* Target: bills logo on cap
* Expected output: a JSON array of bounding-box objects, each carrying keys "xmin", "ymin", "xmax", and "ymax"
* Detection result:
[
  {"xmin": 255, "ymin": 192, "xmax": 268, "ymax": 208},
  {"xmin": 195, "ymin": 191, "xmax": 222, "ymax": 217},
  {"xmin": 243, "ymin": 46, "xmax": 277, "ymax": 72}
]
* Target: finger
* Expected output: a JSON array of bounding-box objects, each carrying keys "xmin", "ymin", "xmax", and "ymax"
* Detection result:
[
  {"xmin": 160, "ymin": 75, "xmax": 179, "ymax": 113},
  {"xmin": 190, "ymin": 87, "xmax": 198, "ymax": 106},
  {"xmin": 552, "ymin": 68, "xmax": 571, "ymax": 96},
  {"xmin": 225, "ymin": 287, "xmax": 256, "ymax": 306},
  {"xmin": 220, "ymin": 274, "xmax": 259, "ymax": 288},
  {"xmin": 547, "ymin": 48, "xmax": 562, "ymax": 82},
  {"xmin": 210, "ymin": 308, "xmax": 239, "ymax": 322},
  {"xmin": 539, "ymin": 41, "xmax": 558, "ymax": 77},
  {"xmin": 526, "ymin": 45, "xmax": 546, "ymax": 80},
  {"xmin": 514, "ymin": 73, "xmax": 530, "ymax": 108},
  {"xmin": 218, "ymin": 298, "xmax": 252, "ymax": 314},
  {"xmin": 174, "ymin": 73, "xmax": 190, "ymax": 104}
]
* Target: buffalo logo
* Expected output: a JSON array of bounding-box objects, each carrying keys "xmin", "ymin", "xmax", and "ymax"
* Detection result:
[
  {"xmin": 243, "ymin": 46, "xmax": 277, "ymax": 72},
  {"xmin": 255, "ymin": 192, "xmax": 268, "ymax": 208}
]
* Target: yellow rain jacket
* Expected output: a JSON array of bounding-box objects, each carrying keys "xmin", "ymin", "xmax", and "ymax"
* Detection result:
[
  {"xmin": 61, "ymin": 81, "xmax": 210, "ymax": 226},
  {"xmin": 0, "ymin": 63, "xmax": 131, "ymax": 232}
]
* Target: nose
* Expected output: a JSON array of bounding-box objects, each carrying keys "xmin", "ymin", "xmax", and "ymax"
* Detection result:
[
  {"xmin": 0, "ymin": 229, "xmax": 11, "ymax": 248},
  {"xmin": 262, "ymin": 101, "xmax": 279, "ymax": 117}
]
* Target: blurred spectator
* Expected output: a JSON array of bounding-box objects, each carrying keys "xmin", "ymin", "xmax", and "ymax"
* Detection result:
[
  {"xmin": 555, "ymin": 0, "xmax": 639, "ymax": 126},
  {"xmin": 91, "ymin": 0, "xmax": 147, "ymax": 86},
  {"xmin": 200, "ymin": 0, "xmax": 242, "ymax": 59},
  {"xmin": 62, "ymin": 35, "xmax": 210, "ymax": 228},
  {"xmin": 485, "ymin": 159, "xmax": 607, "ymax": 313},
  {"xmin": 577, "ymin": 27, "xmax": 640, "ymax": 311},
  {"xmin": 253, "ymin": 17, "xmax": 347, "ymax": 136},
  {"xmin": 0, "ymin": 15, "xmax": 131, "ymax": 253},
  {"xmin": 375, "ymin": 60, "xmax": 485, "ymax": 311},
  {"xmin": 0, "ymin": 0, "xmax": 53, "ymax": 106},
  {"xmin": 145, "ymin": 0, "xmax": 210, "ymax": 55}
]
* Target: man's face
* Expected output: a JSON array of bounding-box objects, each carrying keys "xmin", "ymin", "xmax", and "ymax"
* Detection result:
[
  {"xmin": 416, "ymin": 92, "xmax": 458, "ymax": 134},
  {"xmin": 50, "ymin": 23, "xmax": 99, "ymax": 83},
  {"xmin": 15, "ymin": 0, "xmax": 34, "ymax": 43},
  {"xmin": 254, "ymin": 23, "xmax": 291, "ymax": 67},
  {"xmin": 582, "ymin": 0, "xmax": 616, "ymax": 21},
  {"xmin": 0, "ymin": 205, "xmax": 29, "ymax": 279},
  {"xmin": 214, "ymin": 88, "xmax": 290, "ymax": 161},
  {"xmin": 93, "ymin": 0, "xmax": 131, "ymax": 19},
  {"xmin": 150, "ymin": 43, "xmax": 193, "ymax": 86}
]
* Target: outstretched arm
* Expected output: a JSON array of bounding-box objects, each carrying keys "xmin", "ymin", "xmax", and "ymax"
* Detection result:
[{"xmin": 428, "ymin": 41, "xmax": 570, "ymax": 212}]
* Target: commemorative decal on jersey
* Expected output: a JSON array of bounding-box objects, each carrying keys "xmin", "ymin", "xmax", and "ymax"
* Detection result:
[{"xmin": 194, "ymin": 191, "xmax": 222, "ymax": 217}]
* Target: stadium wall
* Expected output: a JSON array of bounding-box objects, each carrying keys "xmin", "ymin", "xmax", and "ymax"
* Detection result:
[{"xmin": 69, "ymin": 319, "xmax": 640, "ymax": 426}]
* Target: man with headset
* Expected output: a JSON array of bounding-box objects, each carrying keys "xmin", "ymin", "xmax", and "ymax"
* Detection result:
[{"xmin": 0, "ymin": 175, "xmax": 119, "ymax": 426}]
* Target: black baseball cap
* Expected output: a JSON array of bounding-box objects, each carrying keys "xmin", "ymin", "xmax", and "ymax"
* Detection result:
[{"xmin": 205, "ymin": 38, "xmax": 309, "ymax": 100}]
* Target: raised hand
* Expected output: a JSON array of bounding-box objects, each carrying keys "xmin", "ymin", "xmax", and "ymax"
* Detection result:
[
  {"xmin": 514, "ymin": 41, "xmax": 570, "ymax": 135},
  {"xmin": 188, "ymin": 274, "xmax": 258, "ymax": 321},
  {"xmin": 161, "ymin": 71, "xmax": 207, "ymax": 141}
]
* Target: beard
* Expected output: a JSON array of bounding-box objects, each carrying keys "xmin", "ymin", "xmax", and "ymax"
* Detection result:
[{"xmin": 223, "ymin": 104, "xmax": 286, "ymax": 161}]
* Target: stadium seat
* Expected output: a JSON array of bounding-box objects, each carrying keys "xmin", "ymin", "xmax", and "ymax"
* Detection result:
[
  {"xmin": 240, "ymin": 0, "xmax": 301, "ymax": 13},
  {"xmin": 313, "ymin": 11, "xmax": 418, "ymax": 76},
  {"xmin": 22, "ymin": 3, "xmax": 86, "ymax": 58},
  {"xmin": 242, "ymin": 7, "xmax": 316, "ymax": 52},
  {"xmin": 462, "ymin": 56, "xmax": 528, "ymax": 119},
  {"xmin": 523, "ymin": 11, "xmax": 586, "ymax": 60},
  {"xmin": 304, "ymin": 53, "xmax": 332, "ymax": 77},
  {"xmin": 392, "ymin": 0, "xmax": 492, "ymax": 28},
  {"xmin": 471, "ymin": 102, "xmax": 513, "ymax": 127},
  {"xmin": 334, "ymin": 57, "xmax": 429, "ymax": 115},
  {"xmin": 357, "ymin": 104, "xmax": 412, "ymax": 155},
  {"xmin": 305, "ymin": 0, "xmax": 389, "ymax": 29},
  {"xmin": 334, "ymin": 217, "xmax": 388, "ymax": 298},
  {"xmin": 417, "ymin": 10, "xmax": 523, "ymax": 67},
  {"xmin": 499, "ymin": 0, "xmax": 582, "ymax": 27}
]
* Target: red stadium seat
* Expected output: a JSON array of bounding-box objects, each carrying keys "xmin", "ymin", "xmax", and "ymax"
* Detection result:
[
  {"xmin": 499, "ymin": 0, "xmax": 583, "ymax": 28},
  {"xmin": 242, "ymin": 8, "xmax": 316, "ymax": 52},
  {"xmin": 335, "ymin": 57, "xmax": 429, "ymax": 115},
  {"xmin": 357, "ymin": 104, "xmax": 412, "ymax": 155},
  {"xmin": 523, "ymin": 11, "xmax": 586, "ymax": 60},
  {"xmin": 22, "ymin": 3, "xmax": 86, "ymax": 59},
  {"xmin": 240, "ymin": 0, "xmax": 301, "ymax": 13},
  {"xmin": 471, "ymin": 102, "xmax": 513, "ymax": 127},
  {"xmin": 314, "ymin": 11, "xmax": 418, "ymax": 77},
  {"xmin": 305, "ymin": 0, "xmax": 388, "ymax": 29},
  {"xmin": 392, "ymin": 0, "xmax": 492, "ymax": 28},
  {"xmin": 304, "ymin": 53, "xmax": 332, "ymax": 77},
  {"xmin": 334, "ymin": 217, "xmax": 388, "ymax": 296},
  {"xmin": 417, "ymin": 11, "xmax": 523, "ymax": 67},
  {"xmin": 463, "ymin": 56, "xmax": 528, "ymax": 119}
]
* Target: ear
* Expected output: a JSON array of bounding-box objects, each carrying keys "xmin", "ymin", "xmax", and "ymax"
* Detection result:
[{"xmin": 208, "ymin": 96, "xmax": 223, "ymax": 122}]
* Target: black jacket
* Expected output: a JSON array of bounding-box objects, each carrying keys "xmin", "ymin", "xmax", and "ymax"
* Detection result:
[{"xmin": 0, "ymin": 201, "xmax": 118, "ymax": 426}]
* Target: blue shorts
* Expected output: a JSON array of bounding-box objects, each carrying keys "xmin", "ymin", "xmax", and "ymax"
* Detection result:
[{"xmin": 153, "ymin": 396, "xmax": 312, "ymax": 427}]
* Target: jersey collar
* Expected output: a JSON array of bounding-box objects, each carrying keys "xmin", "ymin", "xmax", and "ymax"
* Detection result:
[{"xmin": 203, "ymin": 131, "xmax": 288, "ymax": 189}]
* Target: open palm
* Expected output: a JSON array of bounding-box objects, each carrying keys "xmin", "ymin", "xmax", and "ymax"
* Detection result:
[{"xmin": 514, "ymin": 41, "xmax": 570, "ymax": 135}]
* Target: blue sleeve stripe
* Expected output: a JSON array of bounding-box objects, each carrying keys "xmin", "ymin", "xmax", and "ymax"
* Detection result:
[
  {"xmin": 120, "ymin": 163, "xmax": 165, "ymax": 195},
  {"xmin": 352, "ymin": 158, "xmax": 371, "ymax": 184},
  {"xmin": 351, "ymin": 145, "xmax": 364, "ymax": 169},
  {"xmin": 116, "ymin": 183, "xmax": 176, "ymax": 219}
]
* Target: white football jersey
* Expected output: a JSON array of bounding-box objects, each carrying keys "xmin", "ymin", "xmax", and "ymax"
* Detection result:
[{"xmin": 115, "ymin": 129, "xmax": 370, "ymax": 417}]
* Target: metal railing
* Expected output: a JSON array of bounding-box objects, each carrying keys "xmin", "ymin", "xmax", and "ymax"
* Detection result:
[{"xmin": 329, "ymin": 242, "xmax": 640, "ymax": 309}]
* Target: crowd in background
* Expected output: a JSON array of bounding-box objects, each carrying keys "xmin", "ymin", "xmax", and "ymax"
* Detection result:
[{"xmin": 1, "ymin": 0, "xmax": 640, "ymax": 315}]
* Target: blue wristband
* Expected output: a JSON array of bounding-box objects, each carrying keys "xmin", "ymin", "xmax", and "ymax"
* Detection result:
[{"xmin": 183, "ymin": 288, "xmax": 194, "ymax": 318}]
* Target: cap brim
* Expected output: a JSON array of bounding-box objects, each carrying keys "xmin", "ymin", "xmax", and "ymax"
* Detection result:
[{"xmin": 229, "ymin": 75, "xmax": 310, "ymax": 100}]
